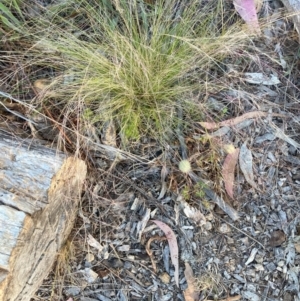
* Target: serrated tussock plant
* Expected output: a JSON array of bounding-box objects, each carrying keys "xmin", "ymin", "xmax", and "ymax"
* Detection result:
[{"xmin": 26, "ymin": 0, "xmax": 251, "ymax": 143}]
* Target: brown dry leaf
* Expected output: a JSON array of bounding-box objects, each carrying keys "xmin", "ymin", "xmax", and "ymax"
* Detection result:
[
  {"xmin": 199, "ymin": 111, "xmax": 268, "ymax": 130},
  {"xmin": 183, "ymin": 262, "xmax": 199, "ymax": 301},
  {"xmin": 222, "ymin": 147, "xmax": 240, "ymax": 199},
  {"xmin": 97, "ymin": 269, "xmax": 111, "ymax": 278},
  {"xmin": 178, "ymin": 196, "xmax": 206, "ymax": 226},
  {"xmin": 152, "ymin": 220, "xmax": 179, "ymax": 287},
  {"xmin": 145, "ymin": 235, "xmax": 166, "ymax": 272},
  {"xmin": 219, "ymin": 296, "xmax": 241, "ymax": 301},
  {"xmin": 269, "ymin": 230, "xmax": 286, "ymax": 247},
  {"xmin": 239, "ymin": 143, "xmax": 257, "ymax": 189}
]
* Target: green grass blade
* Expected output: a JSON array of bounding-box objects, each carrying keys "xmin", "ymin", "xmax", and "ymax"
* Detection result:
[{"xmin": 0, "ymin": 2, "xmax": 21, "ymax": 26}]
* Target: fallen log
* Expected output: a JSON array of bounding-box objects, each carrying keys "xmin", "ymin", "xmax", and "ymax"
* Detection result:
[{"xmin": 0, "ymin": 132, "xmax": 86, "ymax": 301}]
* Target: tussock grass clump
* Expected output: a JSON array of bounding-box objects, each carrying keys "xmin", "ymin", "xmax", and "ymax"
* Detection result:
[{"xmin": 27, "ymin": 0, "xmax": 251, "ymax": 143}]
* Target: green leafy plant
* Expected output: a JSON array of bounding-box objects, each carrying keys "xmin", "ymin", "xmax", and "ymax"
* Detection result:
[
  {"xmin": 182, "ymin": 185, "xmax": 191, "ymax": 201},
  {"xmin": 194, "ymin": 181, "xmax": 207, "ymax": 199}
]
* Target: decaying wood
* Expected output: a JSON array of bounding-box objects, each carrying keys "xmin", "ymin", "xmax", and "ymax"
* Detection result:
[{"xmin": 0, "ymin": 132, "xmax": 86, "ymax": 301}]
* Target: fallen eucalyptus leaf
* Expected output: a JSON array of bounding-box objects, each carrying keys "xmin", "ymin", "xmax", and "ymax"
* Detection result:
[
  {"xmin": 152, "ymin": 220, "xmax": 179, "ymax": 287},
  {"xmin": 239, "ymin": 143, "xmax": 257, "ymax": 189},
  {"xmin": 233, "ymin": 0, "xmax": 261, "ymax": 33},
  {"xmin": 222, "ymin": 147, "xmax": 240, "ymax": 199},
  {"xmin": 183, "ymin": 262, "xmax": 199, "ymax": 301},
  {"xmin": 199, "ymin": 111, "xmax": 269, "ymax": 130}
]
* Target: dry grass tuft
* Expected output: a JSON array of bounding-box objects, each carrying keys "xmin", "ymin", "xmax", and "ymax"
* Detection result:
[{"xmin": 5, "ymin": 0, "xmax": 259, "ymax": 145}]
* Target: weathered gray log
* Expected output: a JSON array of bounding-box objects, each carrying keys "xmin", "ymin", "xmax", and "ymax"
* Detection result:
[{"xmin": 0, "ymin": 132, "xmax": 86, "ymax": 301}]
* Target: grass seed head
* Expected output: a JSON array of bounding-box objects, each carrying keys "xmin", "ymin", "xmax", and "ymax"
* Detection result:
[{"xmin": 179, "ymin": 159, "xmax": 192, "ymax": 174}]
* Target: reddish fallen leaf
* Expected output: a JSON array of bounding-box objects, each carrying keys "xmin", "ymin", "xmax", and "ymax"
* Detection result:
[
  {"xmin": 233, "ymin": 0, "xmax": 261, "ymax": 33},
  {"xmin": 220, "ymin": 111, "xmax": 268, "ymax": 128},
  {"xmin": 199, "ymin": 111, "xmax": 268, "ymax": 130},
  {"xmin": 239, "ymin": 143, "xmax": 257, "ymax": 189},
  {"xmin": 222, "ymin": 147, "xmax": 240, "ymax": 199},
  {"xmin": 66, "ymin": 298, "xmax": 73, "ymax": 301},
  {"xmin": 152, "ymin": 220, "xmax": 179, "ymax": 287},
  {"xmin": 183, "ymin": 262, "xmax": 199, "ymax": 301}
]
